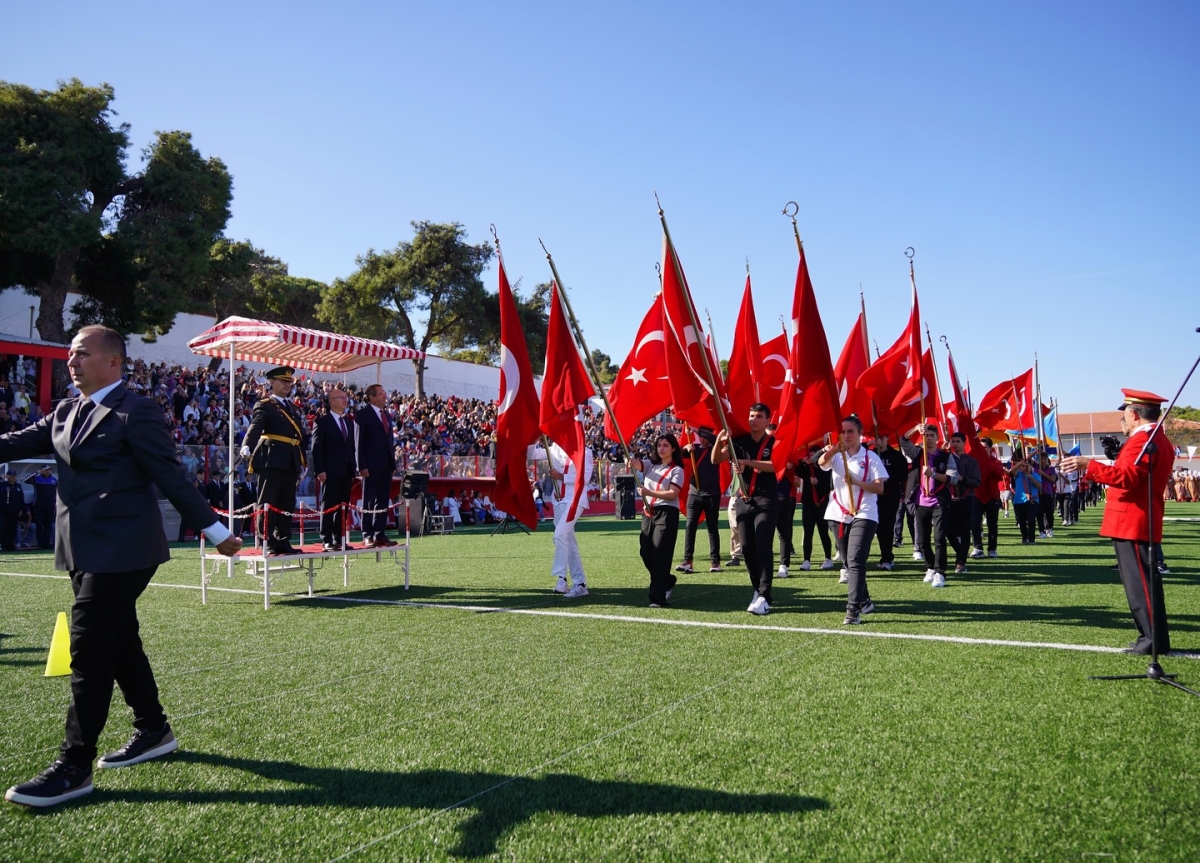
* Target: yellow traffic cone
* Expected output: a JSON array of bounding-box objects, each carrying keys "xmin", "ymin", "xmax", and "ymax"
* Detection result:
[{"xmin": 44, "ymin": 612, "xmax": 72, "ymax": 677}]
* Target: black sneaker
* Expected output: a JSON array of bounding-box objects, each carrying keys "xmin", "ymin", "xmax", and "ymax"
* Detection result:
[
  {"xmin": 859, "ymin": 599, "xmax": 876, "ymax": 615},
  {"xmin": 5, "ymin": 761, "xmax": 93, "ymax": 808},
  {"xmin": 97, "ymin": 724, "xmax": 179, "ymax": 769},
  {"xmin": 726, "ymin": 557, "xmax": 741, "ymax": 567},
  {"xmin": 843, "ymin": 611, "xmax": 863, "ymax": 626}
]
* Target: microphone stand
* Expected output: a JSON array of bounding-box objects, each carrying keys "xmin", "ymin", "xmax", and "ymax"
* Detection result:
[{"xmin": 1090, "ymin": 328, "xmax": 1200, "ymax": 697}]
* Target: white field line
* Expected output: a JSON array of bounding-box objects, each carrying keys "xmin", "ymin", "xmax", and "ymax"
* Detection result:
[
  {"xmin": 5, "ymin": 571, "xmax": 1199, "ymax": 661},
  {"xmin": 329, "ymin": 641, "xmax": 809, "ymax": 862}
]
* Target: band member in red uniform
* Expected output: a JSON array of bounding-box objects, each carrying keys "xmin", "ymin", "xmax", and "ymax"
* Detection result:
[{"xmin": 1060, "ymin": 389, "xmax": 1174, "ymax": 655}]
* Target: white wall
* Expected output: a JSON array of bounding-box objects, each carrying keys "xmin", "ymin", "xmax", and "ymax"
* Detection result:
[{"xmin": 0, "ymin": 289, "xmax": 515, "ymax": 400}]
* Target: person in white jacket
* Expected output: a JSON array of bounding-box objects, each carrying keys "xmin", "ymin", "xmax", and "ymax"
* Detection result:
[{"xmin": 527, "ymin": 440, "xmax": 593, "ymax": 598}]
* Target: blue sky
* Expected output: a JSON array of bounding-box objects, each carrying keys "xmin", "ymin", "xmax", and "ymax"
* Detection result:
[{"xmin": 4, "ymin": 1, "xmax": 1199, "ymax": 412}]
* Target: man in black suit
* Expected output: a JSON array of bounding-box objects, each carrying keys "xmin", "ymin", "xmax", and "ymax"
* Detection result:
[
  {"xmin": 241, "ymin": 366, "xmax": 309, "ymax": 554},
  {"xmin": 0, "ymin": 469, "xmax": 24, "ymax": 551},
  {"xmin": 3, "ymin": 325, "xmax": 241, "ymax": 809},
  {"xmin": 355, "ymin": 383, "xmax": 396, "ymax": 547},
  {"xmin": 312, "ymin": 388, "xmax": 357, "ymax": 550}
]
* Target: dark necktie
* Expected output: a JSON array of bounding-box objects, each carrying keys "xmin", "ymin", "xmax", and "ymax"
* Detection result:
[
  {"xmin": 71, "ymin": 399, "xmax": 95, "ymax": 443},
  {"xmin": 338, "ymin": 415, "xmax": 347, "ymax": 440}
]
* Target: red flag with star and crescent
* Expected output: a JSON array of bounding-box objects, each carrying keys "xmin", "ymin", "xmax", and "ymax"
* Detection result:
[
  {"xmin": 758, "ymin": 333, "xmax": 789, "ymax": 418},
  {"xmin": 726, "ymin": 275, "xmax": 766, "ymax": 428},
  {"xmin": 491, "ymin": 256, "xmax": 541, "ymax": 530},
  {"xmin": 974, "ymin": 368, "xmax": 1035, "ymax": 432},
  {"xmin": 771, "ymin": 242, "xmax": 841, "ymax": 475},
  {"xmin": 539, "ymin": 281, "xmax": 596, "ymax": 522},
  {"xmin": 604, "ymin": 294, "xmax": 672, "ymax": 442},
  {"xmin": 833, "ymin": 309, "xmax": 873, "ymax": 427}
]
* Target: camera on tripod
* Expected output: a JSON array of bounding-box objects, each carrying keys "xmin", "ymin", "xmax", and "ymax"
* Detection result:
[{"xmin": 1099, "ymin": 435, "xmax": 1123, "ymax": 460}]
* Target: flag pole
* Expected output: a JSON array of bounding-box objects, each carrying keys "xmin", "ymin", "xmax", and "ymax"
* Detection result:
[
  {"xmin": 655, "ymin": 196, "xmax": 741, "ymax": 476},
  {"xmin": 538, "ymin": 240, "xmax": 634, "ymax": 466},
  {"xmin": 924, "ymin": 322, "xmax": 950, "ymax": 436},
  {"xmin": 1034, "ymin": 352, "xmax": 1046, "ymax": 456},
  {"xmin": 859, "ymin": 285, "xmax": 880, "ymax": 440},
  {"xmin": 906, "ymin": 247, "xmax": 930, "ymax": 477}
]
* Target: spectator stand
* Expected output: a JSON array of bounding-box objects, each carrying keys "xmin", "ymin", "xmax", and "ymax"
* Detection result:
[{"xmin": 187, "ymin": 316, "xmax": 423, "ymax": 608}]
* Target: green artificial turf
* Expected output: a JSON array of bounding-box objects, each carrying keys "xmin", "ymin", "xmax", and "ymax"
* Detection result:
[{"xmin": 1, "ymin": 502, "xmax": 1199, "ymax": 861}]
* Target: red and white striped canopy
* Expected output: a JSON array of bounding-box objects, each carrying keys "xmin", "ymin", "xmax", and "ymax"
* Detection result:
[{"xmin": 187, "ymin": 316, "xmax": 424, "ymax": 373}]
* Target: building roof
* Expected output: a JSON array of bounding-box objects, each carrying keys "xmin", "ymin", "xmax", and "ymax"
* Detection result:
[{"xmin": 1059, "ymin": 411, "xmax": 1200, "ymax": 436}]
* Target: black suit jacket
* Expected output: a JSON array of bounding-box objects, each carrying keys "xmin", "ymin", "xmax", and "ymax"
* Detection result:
[
  {"xmin": 0, "ymin": 385, "xmax": 222, "ymax": 573},
  {"xmin": 244, "ymin": 397, "xmax": 308, "ymax": 472},
  {"xmin": 354, "ymin": 406, "xmax": 395, "ymax": 475},
  {"xmin": 312, "ymin": 412, "xmax": 357, "ymax": 479}
]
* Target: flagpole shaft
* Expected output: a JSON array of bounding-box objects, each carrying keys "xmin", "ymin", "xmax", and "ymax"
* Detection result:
[
  {"xmin": 657, "ymin": 205, "xmax": 742, "ymax": 475},
  {"xmin": 683, "ymin": 421, "xmax": 701, "ymax": 490},
  {"xmin": 924, "ymin": 324, "xmax": 949, "ymax": 434},
  {"xmin": 541, "ymin": 247, "xmax": 634, "ymax": 465},
  {"xmin": 1034, "ymin": 353, "xmax": 1045, "ymax": 454}
]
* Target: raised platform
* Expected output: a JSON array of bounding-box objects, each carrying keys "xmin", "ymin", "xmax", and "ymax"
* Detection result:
[{"xmin": 201, "ymin": 540, "xmax": 410, "ymax": 609}]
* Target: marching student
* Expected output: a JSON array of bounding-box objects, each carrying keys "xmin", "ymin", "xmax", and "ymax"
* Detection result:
[
  {"xmin": 713, "ymin": 403, "xmax": 778, "ymax": 615},
  {"xmin": 629, "ymin": 434, "xmax": 685, "ymax": 607},
  {"xmin": 971, "ymin": 438, "xmax": 1005, "ymax": 558},
  {"xmin": 819, "ymin": 415, "xmax": 889, "ymax": 625},
  {"xmin": 676, "ymin": 427, "xmax": 723, "ymax": 575},
  {"xmin": 901, "ymin": 424, "xmax": 957, "ymax": 588},
  {"xmin": 873, "ymin": 433, "xmax": 908, "ymax": 571},
  {"xmin": 946, "ymin": 432, "xmax": 981, "ymax": 573},
  {"xmin": 797, "ymin": 445, "xmax": 834, "ymax": 571},
  {"xmin": 527, "ymin": 438, "xmax": 593, "ymax": 597}
]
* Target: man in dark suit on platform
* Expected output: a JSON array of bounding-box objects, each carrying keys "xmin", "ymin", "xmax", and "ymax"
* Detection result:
[
  {"xmin": 312, "ymin": 387, "xmax": 357, "ymax": 550},
  {"xmin": 355, "ymin": 383, "xmax": 396, "ymax": 547},
  {"xmin": 241, "ymin": 366, "xmax": 308, "ymax": 554},
  {"xmin": 3, "ymin": 325, "xmax": 241, "ymax": 809}
]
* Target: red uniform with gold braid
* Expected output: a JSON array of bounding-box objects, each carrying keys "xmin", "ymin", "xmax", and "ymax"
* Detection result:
[{"xmin": 1082, "ymin": 388, "xmax": 1173, "ymax": 654}]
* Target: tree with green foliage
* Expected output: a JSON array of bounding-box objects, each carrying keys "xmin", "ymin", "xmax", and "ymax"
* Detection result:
[
  {"xmin": 0, "ymin": 79, "xmax": 231, "ymax": 381},
  {"xmin": 589, "ymin": 349, "xmax": 619, "ymax": 385},
  {"xmin": 316, "ymin": 221, "xmax": 494, "ymax": 396},
  {"xmin": 445, "ymin": 279, "xmax": 551, "ymax": 375}
]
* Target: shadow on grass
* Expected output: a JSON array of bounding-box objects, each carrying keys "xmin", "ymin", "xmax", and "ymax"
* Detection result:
[
  {"xmin": 0, "ymin": 633, "xmax": 42, "ymax": 667},
  {"xmin": 104, "ymin": 751, "xmax": 828, "ymax": 857}
]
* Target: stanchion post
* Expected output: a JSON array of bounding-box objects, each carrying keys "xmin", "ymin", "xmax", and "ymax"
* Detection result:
[{"xmin": 404, "ymin": 499, "xmax": 411, "ymax": 590}]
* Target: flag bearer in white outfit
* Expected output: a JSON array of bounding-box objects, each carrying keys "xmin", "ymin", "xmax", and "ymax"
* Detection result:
[{"xmin": 528, "ymin": 440, "xmax": 593, "ymax": 597}]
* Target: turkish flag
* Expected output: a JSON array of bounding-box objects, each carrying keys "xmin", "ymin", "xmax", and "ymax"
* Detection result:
[
  {"xmin": 492, "ymin": 257, "xmax": 541, "ymax": 530},
  {"xmin": 857, "ymin": 331, "xmax": 937, "ymax": 439},
  {"xmin": 605, "ymin": 294, "xmax": 671, "ymax": 442},
  {"xmin": 758, "ymin": 333, "xmax": 789, "ymax": 418},
  {"xmin": 539, "ymin": 281, "xmax": 595, "ymax": 522},
  {"xmin": 726, "ymin": 276, "xmax": 765, "ymax": 427},
  {"xmin": 660, "ymin": 234, "xmax": 733, "ymax": 432},
  {"xmin": 974, "ymin": 368, "xmax": 1034, "ymax": 432},
  {"xmin": 833, "ymin": 310, "xmax": 872, "ymax": 426},
  {"xmin": 945, "ymin": 348, "xmax": 992, "ymax": 477},
  {"xmin": 891, "ymin": 283, "xmax": 924, "ymax": 410},
  {"xmin": 771, "ymin": 244, "xmax": 841, "ymax": 475}
]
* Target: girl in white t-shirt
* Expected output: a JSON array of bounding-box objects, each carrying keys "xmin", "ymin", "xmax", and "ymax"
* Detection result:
[
  {"xmin": 818, "ymin": 415, "xmax": 889, "ymax": 625},
  {"xmin": 628, "ymin": 434, "xmax": 685, "ymax": 608}
]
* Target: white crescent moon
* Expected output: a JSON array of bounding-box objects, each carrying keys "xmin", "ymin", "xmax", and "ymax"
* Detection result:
[
  {"xmin": 763, "ymin": 353, "xmax": 788, "ymax": 390},
  {"xmin": 498, "ymin": 344, "xmax": 520, "ymax": 415},
  {"xmin": 635, "ymin": 330, "xmax": 664, "ymax": 356}
]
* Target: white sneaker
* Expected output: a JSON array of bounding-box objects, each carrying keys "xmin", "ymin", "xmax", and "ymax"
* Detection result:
[
  {"xmin": 665, "ymin": 589, "xmax": 672, "ymax": 601},
  {"xmin": 820, "ymin": 559, "xmax": 834, "ymax": 570},
  {"xmin": 970, "ymin": 549, "xmax": 984, "ymax": 559},
  {"xmin": 931, "ymin": 573, "xmax": 946, "ymax": 588},
  {"xmin": 1046, "ymin": 530, "xmax": 1054, "ymax": 538},
  {"xmin": 799, "ymin": 560, "xmax": 812, "ymax": 571},
  {"xmin": 747, "ymin": 595, "xmax": 770, "ymax": 615},
  {"xmin": 923, "ymin": 569, "xmax": 935, "ymax": 583},
  {"xmin": 777, "ymin": 564, "xmax": 788, "ymax": 578},
  {"xmin": 554, "ymin": 578, "xmax": 569, "ymax": 594},
  {"xmin": 878, "ymin": 561, "xmax": 894, "ymax": 571},
  {"xmin": 832, "ymin": 550, "xmax": 841, "ymax": 561},
  {"xmin": 563, "ymin": 584, "xmax": 589, "ymax": 599},
  {"xmin": 912, "ymin": 550, "xmax": 924, "ymax": 561},
  {"xmin": 838, "ymin": 569, "xmax": 849, "ymax": 584}
]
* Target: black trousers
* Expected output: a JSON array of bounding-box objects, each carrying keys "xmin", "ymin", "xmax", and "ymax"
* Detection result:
[
  {"xmin": 876, "ymin": 494, "xmax": 900, "ymax": 564},
  {"xmin": 947, "ymin": 499, "xmax": 973, "ymax": 567},
  {"xmin": 735, "ymin": 496, "xmax": 777, "ymax": 604},
  {"xmin": 800, "ymin": 499, "xmax": 831, "ymax": 563},
  {"xmin": 776, "ymin": 496, "xmax": 797, "ymax": 566},
  {"xmin": 829, "ymin": 518, "xmax": 876, "ymax": 611},
  {"xmin": 895, "ymin": 498, "xmax": 918, "ymax": 546},
  {"xmin": 62, "ymin": 567, "xmax": 165, "ymax": 768},
  {"xmin": 1038, "ymin": 493, "xmax": 1056, "ymax": 533},
  {"xmin": 361, "ymin": 473, "xmax": 391, "ymax": 540},
  {"xmin": 1014, "ymin": 501, "xmax": 1037, "ymax": 541},
  {"xmin": 971, "ymin": 497, "xmax": 1001, "ymax": 552},
  {"xmin": 319, "ymin": 474, "xmax": 353, "ymax": 543},
  {"xmin": 681, "ymin": 491, "xmax": 721, "ymax": 565},
  {"xmin": 916, "ymin": 504, "xmax": 949, "ymax": 574},
  {"xmin": 1113, "ymin": 539, "xmax": 1170, "ymax": 653},
  {"xmin": 257, "ymin": 468, "xmax": 297, "ymax": 549},
  {"xmin": 35, "ymin": 506, "xmax": 54, "ymax": 549},
  {"xmin": 0, "ymin": 510, "xmax": 18, "ymax": 550},
  {"xmin": 641, "ymin": 506, "xmax": 680, "ymax": 604}
]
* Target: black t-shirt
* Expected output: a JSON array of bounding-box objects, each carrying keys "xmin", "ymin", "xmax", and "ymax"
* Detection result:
[
  {"xmin": 876, "ymin": 446, "xmax": 909, "ymax": 498},
  {"xmin": 731, "ymin": 433, "xmax": 776, "ymax": 500},
  {"xmin": 687, "ymin": 442, "xmax": 722, "ymax": 496}
]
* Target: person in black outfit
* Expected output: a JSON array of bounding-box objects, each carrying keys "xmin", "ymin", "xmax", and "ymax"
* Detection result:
[
  {"xmin": 241, "ymin": 366, "xmax": 308, "ymax": 554},
  {"xmin": 0, "ymin": 470, "xmax": 24, "ymax": 551},
  {"xmin": 946, "ymin": 431, "xmax": 981, "ymax": 573},
  {"xmin": 873, "ymin": 434, "xmax": 908, "ymax": 571},
  {"xmin": 771, "ymin": 424, "xmax": 799, "ymax": 578},
  {"xmin": 25, "ymin": 464, "xmax": 57, "ymax": 549},
  {"xmin": 798, "ymin": 445, "xmax": 833, "ymax": 569},
  {"xmin": 713, "ymin": 403, "xmax": 777, "ymax": 615},
  {"xmin": 354, "ymin": 383, "xmax": 397, "ymax": 547},
  {"xmin": 629, "ymin": 434, "xmax": 685, "ymax": 607},
  {"xmin": 312, "ymin": 387, "xmax": 358, "ymax": 550},
  {"xmin": 676, "ymin": 427, "xmax": 722, "ymax": 574},
  {"xmin": 3, "ymin": 325, "xmax": 241, "ymax": 809},
  {"xmin": 895, "ymin": 445, "xmax": 920, "ymax": 553}
]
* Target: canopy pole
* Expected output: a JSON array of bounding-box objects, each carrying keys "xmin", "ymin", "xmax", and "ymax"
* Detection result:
[{"xmin": 227, "ymin": 342, "xmax": 236, "ymax": 579}]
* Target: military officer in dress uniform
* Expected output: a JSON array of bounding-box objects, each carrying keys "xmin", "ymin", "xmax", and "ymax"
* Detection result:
[
  {"xmin": 241, "ymin": 367, "xmax": 309, "ymax": 554},
  {"xmin": 1060, "ymin": 388, "xmax": 1174, "ymax": 655}
]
